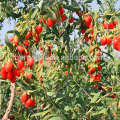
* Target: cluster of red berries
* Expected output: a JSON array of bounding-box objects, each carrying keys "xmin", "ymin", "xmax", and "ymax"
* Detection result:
[
  {"xmin": 88, "ymin": 49, "xmax": 102, "ymax": 83},
  {"xmin": 21, "ymin": 93, "xmax": 35, "ymax": 107},
  {"xmin": 113, "ymin": 35, "xmax": 120, "ymax": 51},
  {"xmin": 100, "ymin": 36, "xmax": 112, "ymax": 46},
  {"xmin": 103, "ymin": 20, "xmax": 118, "ymax": 29},
  {"xmin": 1, "ymin": 61, "xmax": 20, "ymax": 83}
]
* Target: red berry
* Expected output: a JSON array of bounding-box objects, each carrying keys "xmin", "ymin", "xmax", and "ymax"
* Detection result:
[
  {"xmin": 1, "ymin": 65, "xmax": 6, "ymax": 73},
  {"xmin": 98, "ymin": 86, "xmax": 102, "ymax": 90},
  {"xmin": 17, "ymin": 60, "xmax": 24, "ymax": 70},
  {"xmin": 31, "ymin": 99, "xmax": 35, "ymax": 107},
  {"xmin": 14, "ymin": 38, "xmax": 19, "ymax": 45},
  {"xmin": 59, "ymin": 7, "xmax": 64, "ymax": 15},
  {"xmin": 42, "ymin": 18, "xmax": 45, "ymax": 23},
  {"xmin": 98, "ymin": 64, "xmax": 101, "ymax": 71},
  {"xmin": 9, "ymin": 37, "xmax": 14, "ymax": 42},
  {"xmin": 107, "ymin": 38, "xmax": 112, "ymax": 45},
  {"xmin": 21, "ymin": 93, "xmax": 27, "ymax": 103},
  {"xmin": 26, "ymin": 57, "xmax": 34, "ymax": 66},
  {"xmin": 53, "ymin": 18, "xmax": 57, "ymax": 25},
  {"xmin": 48, "ymin": 52, "xmax": 51, "ymax": 57},
  {"xmin": 36, "ymin": 25, "xmax": 42, "ymax": 35},
  {"xmin": 34, "ymin": 36, "xmax": 39, "ymax": 43},
  {"xmin": 81, "ymin": 29, "xmax": 85, "ymax": 34},
  {"xmin": 113, "ymin": 20, "xmax": 118, "ymax": 25},
  {"xmin": 68, "ymin": 17, "xmax": 74, "ymax": 23},
  {"xmin": 84, "ymin": 15, "xmax": 92, "ymax": 25},
  {"xmin": 91, "ymin": 67, "xmax": 96, "ymax": 73},
  {"xmin": 76, "ymin": 11, "xmax": 79, "ymax": 16},
  {"xmin": 109, "ymin": 22, "xmax": 114, "ymax": 29},
  {"xmin": 49, "ymin": 45, "xmax": 53, "ymax": 49},
  {"xmin": 43, "ymin": 104, "xmax": 46, "ymax": 108},
  {"xmin": 66, "ymin": 65, "xmax": 68, "ymax": 69},
  {"xmin": 112, "ymin": 94, "xmax": 115, "ymax": 98},
  {"xmin": 96, "ymin": 58, "xmax": 101, "ymax": 62},
  {"xmin": 26, "ymin": 73, "xmax": 32, "ymax": 79},
  {"xmin": 100, "ymin": 36, "xmax": 107, "ymax": 45},
  {"xmin": 61, "ymin": 15, "xmax": 66, "ymax": 22},
  {"xmin": 7, "ymin": 71, "xmax": 13, "ymax": 79},
  {"xmin": 25, "ymin": 98, "xmax": 33, "ymax": 107},
  {"xmin": 20, "ymin": 66, "xmax": 26, "ymax": 74},
  {"xmin": 103, "ymin": 22, "xmax": 109, "ymax": 29},
  {"xmin": 17, "ymin": 45, "xmax": 24, "ymax": 53},
  {"xmin": 40, "ymin": 76, "xmax": 43, "ymax": 82},
  {"xmin": 5, "ymin": 61, "xmax": 13, "ymax": 72},
  {"xmin": 10, "ymin": 76, "xmax": 16, "ymax": 83},
  {"xmin": 96, "ymin": 51, "xmax": 101, "ymax": 56},
  {"xmin": 89, "ymin": 46, "xmax": 93, "ymax": 52},
  {"xmin": 88, "ymin": 69, "xmax": 92, "ymax": 74},
  {"xmin": 1, "ymin": 71, "xmax": 7, "ymax": 79},
  {"xmin": 13, "ymin": 68, "xmax": 20, "ymax": 77},
  {"xmin": 108, "ymin": 87, "xmax": 112, "ymax": 92},
  {"xmin": 94, "ymin": 84, "xmax": 97, "ymax": 88},
  {"xmin": 25, "ymin": 30, "xmax": 31, "ymax": 38},
  {"xmin": 90, "ymin": 75, "xmax": 96, "ymax": 81},
  {"xmin": 47, "ymin": 18, "xmax": 53, "ymax": 27},
  {"xmin": 85, "ymin": 35, "xmax": 89, "ymax": 42},
  {"xmin": 23, "ymin": 48, "xmax": 29, "ymax": 57},
  {"xmin": 24, "ymin": 40, "xmax": 29, "ymax": 46}
]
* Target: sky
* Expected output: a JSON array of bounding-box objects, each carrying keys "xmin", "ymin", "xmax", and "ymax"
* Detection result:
[{"xmin": 0, "ymin": 0, "xmax": 119, "ymax": 55}]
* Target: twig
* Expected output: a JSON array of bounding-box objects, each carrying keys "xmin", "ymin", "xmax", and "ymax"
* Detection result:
[
  {"xmin": 2, "ymin": 83, "xmax": 16, "ymax": 120},
  {"xmin": 85, "ymin": 93, "xmax": 110, "ymax": 115},
  {"xmin": 73, "ymin": 79, "xmax": 92, "ymax": 99}
]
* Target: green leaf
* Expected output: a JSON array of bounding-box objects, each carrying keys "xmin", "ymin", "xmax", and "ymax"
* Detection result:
[
  {"xmin": 114, "ymin": 85, "xmax": 120, "ymax": 91},
  {"xmin": 7, "ymin": 30, "xmax": 20, "ymax": 38},
  {"xmin": 13, "ymin": 6, "xmax": 23, "ymax": 11},
  {"xmin": 62, "ymin": 4, "xmax": 74, "ymax": 11},
  {"xmin": 90, "ymin": 92, "xmax": 101, "ymax": 103},
  {"xmin": 84, "ymin": 0, "xmax": 93, "ymax": 3},
  {"xmin": 102, "ymin": 51, "xmax": 114, "ymax": 61},
  {"xmin": 97, "ymin": 0, "xmax": 104, "ymax": 11},
  {"xmin": 38, "ymin": 0, "xmax": 46, "ymax": 10},
  {"xmin": 43, "ymin": 34, "xmax": 55, "ymax": 40},
  {"xmin": 5, "ymin": 32, "xmax": 13, "ymax": 52},
  {"xmin": 64, "ymin": 106, "xmax": 70, "ymax": 111},
  {"xmin": 48, "ymin": 40, "xmax": 61, "ymax": 46},
  {"xmin": 49, "ymin": 8, "xmax": 57, "ymax": 20},
  {"xmin": 31, "ymin": 109, "xmax": 50, "ymax": 117},
  {"xmin": 55, "ymin": 97, "xmax": 63, "ymax": 103},
  {"xmin": 47, "ymin": 92, "xmax": 56, "ymax": 97},
  {"xmin": 19, "ymin": 115, "xmax": 26, "ymax": 120},
  {"xmin": 91, "ymin": 108, "xmax": 107, "ymax": 116},
  {"xmin": 29, "ymin": 8, "xmax": 33, "ymax": 19},
  {"xmin": 31, "ymin": 8, "xmax": 39, "ymax": 19},
  {"xmin": 21, "ymin": 27, "xmax": 29, "ymax": 37},
  {"xmin": 78, "ymin": 88, "xmax": 84, "ymax": 109},
  {"xmin": 43, "ymin": 114, "xmax": 59, "ymax": 120},
  {"xmin": 73, "ymin": 7, "xmax": 81, "ymax": 11},
  {"xmin": 52, "ymin": 25, "xmax": 59, "ymax": 37},
  {"xmin": 49, "ymin": 117, "xmax": 62, "ymax": 120}
]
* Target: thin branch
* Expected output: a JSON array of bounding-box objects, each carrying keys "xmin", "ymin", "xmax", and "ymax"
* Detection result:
[
  {"xmin": 85, "ymin": 93, "xmax": 110, "ymax": 115},
  {"xmin": 98, "ymin": 14, "xmax": 120, "ymax": 18},
  {"xmin": 73, "ymin": 79, "xmax": 92, "ymax": 99},
  {"xmin": 2, "ymin": 83, "xmax": 16, "ymax": 120}
]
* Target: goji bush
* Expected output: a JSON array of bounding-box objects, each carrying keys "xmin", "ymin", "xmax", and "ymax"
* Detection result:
[{"xmin": 1, "ymin": 0, "xmax": 120, "ymax": 120}]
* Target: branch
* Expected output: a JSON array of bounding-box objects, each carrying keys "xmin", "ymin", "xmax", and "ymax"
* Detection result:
[
  {"xmin": 98, "ymin": 14, "xmax": 120, "ymax": 18},
  {"xmin": 85, "ymin": 93, "xmax": 110, "ymax": 115},
  {"xmin": 2, "ymin": 83, "xmax": 16, "ymax": 120}
]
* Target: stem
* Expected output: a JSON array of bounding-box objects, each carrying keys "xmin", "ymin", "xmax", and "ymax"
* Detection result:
[
  {"xmin": 2, "ymin": 83, "xmax": 16, "ymax": 120},
  {"xmin": 85, "ymin": 93, "xmax": 110, "ymax": 115}
]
